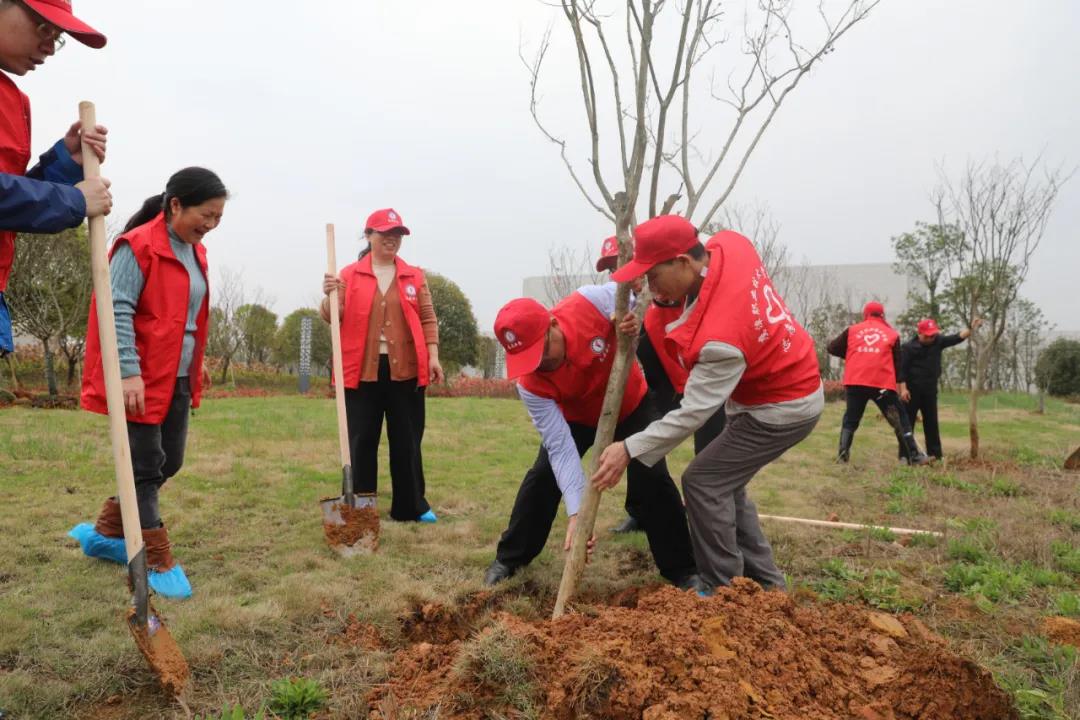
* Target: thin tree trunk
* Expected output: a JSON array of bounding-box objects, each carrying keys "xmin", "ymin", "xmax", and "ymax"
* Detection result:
[
  {"xmin": 42, "ymin": 338, "xmax": 58, "ymax": 397},
  {"xmin": 219, "ymin": 356, "xmax": 231, "ymax": 384},
  {"xmin": 553, "ymin": 194, "xmax": 636, "ymax": 619},
  {"xmin": 969, "ymin": 351, "xmax": 988, "ymax": 459},
  {"xmin": 5, "ymin": 354, "xmax": 18, "ymax": 390}
]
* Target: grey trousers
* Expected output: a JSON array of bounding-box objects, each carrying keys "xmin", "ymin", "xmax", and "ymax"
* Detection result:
[{"xmin": 682, "ymin": 411, "xmax": 820, "ymax": 589}]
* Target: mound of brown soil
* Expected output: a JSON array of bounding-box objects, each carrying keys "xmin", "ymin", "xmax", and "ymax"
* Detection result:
[
  {"xmin": 1042, "ymin": 616, "xmax": 1080, "ymax": 648},
  {"xmin": 369, "ymin": 579, "xmax": 1016, "ymax": 720},
  {"xmin": 323, "ymin": 504, "xmax": 379, "ymax": 553}
]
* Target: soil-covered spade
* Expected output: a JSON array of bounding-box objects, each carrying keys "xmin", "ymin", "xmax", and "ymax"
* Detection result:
[
  {"xmin": 80, "ymin": 101, "xmax": 189, "ymax": 696},
  {"xmin": 319, "ymin": 223, "xmax": 379, "ymax": 556}
]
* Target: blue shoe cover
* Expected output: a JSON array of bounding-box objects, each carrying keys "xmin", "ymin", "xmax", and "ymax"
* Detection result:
[
  {"xmin": 149, "ymin": 564, "xmax": 192, "ymax": 599},
  {"xmin": 418, "ymin": 510, "xmax": 437, "ymax": 523},
  {"xmin": 69, "ymin": 523, "xmax": 127, "ymax": 565}
]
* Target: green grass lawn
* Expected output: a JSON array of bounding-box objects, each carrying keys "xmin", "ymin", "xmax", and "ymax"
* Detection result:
[{"xmin": 1, "ymin": 392, "xmax": 1078, "ymax": 718}]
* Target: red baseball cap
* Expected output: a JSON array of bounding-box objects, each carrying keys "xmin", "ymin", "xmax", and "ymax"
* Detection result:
[
  {"xmin": 365, "ymin": 208, "xmax": 410, "ymax": 235},
  {"xmin": 24, "ymin": 0, "xmax": 106, "ymax": 48},
  {"xmin": 917, "ymin": 318, "xmax": 940, "ymax": 336},
  {"xmin": 863, "ymin": 301, "xmax": 885, "ymax": 319},
  {"xmin": 494, "ymin": 298, "xmax": 550, "ymax": 379},
  {"xmin": 611, "ymin": 215, "xmax": 699, "ymax": 282},
  {"xmin": 595, "ymin": 235, "xmax": 618, "ymax": 272}
]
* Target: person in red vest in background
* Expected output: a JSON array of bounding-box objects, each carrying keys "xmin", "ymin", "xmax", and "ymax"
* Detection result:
[
  {"xmin": 595, "ymin": 235, "xmax": 725, "ymax": 534},
  {"xmin": 483, "ymin": 283, "xmax": 704, "ymax": 593},
  {"xmin": 827, "ymin": 301, "xmax": 929, "ymax": 465},
  {"xmin": 897, "ymin": 316, "xmax": 983, "ymax": 460},
  {"xmin": 321, "ymin": 208, "xmax": 443, "ymax": 523},
  {"xmin": 71, "ymin": 168, "xmax": 229, "ymax": 600},
  {"xmin": 0, "ymin": 0, "xmax": 111, "ymax": 356},
  {"xmin": 593, "ymin": 216, "xmax": 823, "ymax": 594}
]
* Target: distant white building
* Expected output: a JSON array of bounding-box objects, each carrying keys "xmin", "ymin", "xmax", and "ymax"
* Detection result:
[{"xmin": 777, "ymin": 262, "xmax": 916, "ymax": 325}]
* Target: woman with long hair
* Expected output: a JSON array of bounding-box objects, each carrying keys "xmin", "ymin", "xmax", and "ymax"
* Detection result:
[{"xmin": 70, "ymin": 167, "xmax": 228, "ymax": 599}]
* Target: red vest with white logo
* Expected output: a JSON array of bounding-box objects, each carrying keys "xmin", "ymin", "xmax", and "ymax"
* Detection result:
[
  {"xmin": 666, "ymin": 231, "xmax": 821, "ymax": 406},
  {"xmin": 82, "ymin": 213, "xmax": 210, "ymax": 423},
  {"xmin": 0, "ymin": 73, "xmax": 32, "ymax": 291},
  {"xmin": 644, "ymin": 302, "xmax": 688, "ymax": 394},
  {"xmin": 841, "ymin": 318, "xmax": 899, "ymax": 391},
  {"xmin": 519, "ymin": 291, "xmax": 647, "ymax": 426},
  {"xmin": 339, "ymin": 254, "xmax": 430, "ymax": 388}
]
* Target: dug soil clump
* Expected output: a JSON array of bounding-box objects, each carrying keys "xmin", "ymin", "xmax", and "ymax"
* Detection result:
[
  {"xmin": 323, "ymin": 503, "xmax": 379, "ymax": 553},
  {"xmin": 126, "ymin": 606, "xmax": 189, "ymax": 697},
  {"xmin": 369, "ymin": 579, "xmax": 1017, "ymax": 719}
]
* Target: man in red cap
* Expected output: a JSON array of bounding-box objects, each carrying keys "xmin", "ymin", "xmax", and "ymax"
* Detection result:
[
  {"xmin": 485, "ymin": 282, "xmax": 704, "ymax": 592},
  {"xmin": 595, "ymin": 235, "xmax": 725, "ymax": 534},
  {"xmin": 592, "ymin": 215, "xmax": 823, "ymax": 593},
  {"xmin": 0, "ymin": 0, "xmax": 110, "ymax": 356},
  {"xmin": 827, "ymin": 301, "xmax": 929, "ymax": 465},
  {"xmin": 898, "ymin": 316, "xmax": 982, "ymax": 459}
]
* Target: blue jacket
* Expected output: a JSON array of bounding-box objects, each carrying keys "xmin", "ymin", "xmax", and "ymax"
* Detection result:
[{"xmin": 0, "ymin": 140, "xmax": 86, "ymax": 233}]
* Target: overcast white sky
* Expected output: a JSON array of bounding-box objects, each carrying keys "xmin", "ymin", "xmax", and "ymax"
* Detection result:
[{"xmin": 21, "ymin": 1, "xmax": 1080, "ymax": 332}]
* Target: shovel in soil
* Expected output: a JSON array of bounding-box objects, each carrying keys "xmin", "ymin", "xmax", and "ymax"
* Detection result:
[
  {"xmin": 319, "ymin": 223, "xmax": 379, "ymax": 556},
  {"xmin": 81, "ymin": 101, "xmax": 190, "ymax": 696}
]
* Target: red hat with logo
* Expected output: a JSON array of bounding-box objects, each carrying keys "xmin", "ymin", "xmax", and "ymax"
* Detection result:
[
  {"xmin": 595, "ymin": 236, "xmax": 618, "ymax": 272},
  {"xmin": 611, "ymin": 215, "xmax": 699, "ymax": 282},
  {"xmin": 917, "ymin": 318, "xmax": 940, "ymax": 336},
  {"xmin": 24, "ymin": 0, "xmax": 106, "ymax": 48},
  {"xmin": 494, "ymin": 298, "xmax": 550, "ymax": 379},
  {"xmin": 365, "ymin": 208, "xmax": 410, "ymax": 235}
]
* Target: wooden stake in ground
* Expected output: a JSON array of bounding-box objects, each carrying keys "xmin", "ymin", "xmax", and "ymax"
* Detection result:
[
  {"xmin": 757, "ymin": 514, "xmax": 943, "ymax": 537},
  {"xmin": 553, "ymin": 194, "xmax": 636, "ymax": 619},
  {"xmin": 80, "ymin": 101, "xmax": 189, "ymax": 696}
]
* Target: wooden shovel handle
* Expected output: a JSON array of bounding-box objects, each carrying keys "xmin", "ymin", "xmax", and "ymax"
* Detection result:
[
  {"xmin": 79, "ymin": 101, "xmax": 145, "ymax": 562},
  {"xmin": 326, "ymin": 225, "xmax": 350, "ymax": 467}
]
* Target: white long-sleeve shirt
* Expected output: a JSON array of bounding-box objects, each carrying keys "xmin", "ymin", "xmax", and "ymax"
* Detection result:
[{"xmin": 516, "ymin": 283, "xmax": 620, "ymax": 516}]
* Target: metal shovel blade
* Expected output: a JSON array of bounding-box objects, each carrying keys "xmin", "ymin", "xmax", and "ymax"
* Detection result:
[{"xmin": 320, "ymin": 491, "xmax": 379, "ymax": 557}]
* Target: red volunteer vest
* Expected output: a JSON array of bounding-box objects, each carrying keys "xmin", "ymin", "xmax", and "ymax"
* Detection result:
[
  {"xmin": 0, "ymin": 72, "xmax": 32, "ymax": 291},
  {"xmin": 82, "ymin": 213, "xmax": 210, "ymax": 424},
  {"xmin": 842, "ymin": 317, "xmax": 899, "ymax": 391},
  {"xmin": 644, "ymin": 302, "xmax": 688, "ymax": 394},
  {"xmin": 339, "ymin": 254, "xmax": 430, "ymax": 389},
  {"xmin": 666, "ymin": 231, "xmax": 820, "ymax": 406},
  {"xmin": 519, "ymin": 291, "xmax": 647, "ymax": 426}
]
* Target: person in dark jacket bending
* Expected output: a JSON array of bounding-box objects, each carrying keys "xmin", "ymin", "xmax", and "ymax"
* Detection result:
[
  {"xmin": 827, "ymin": 301, "xmax": 929, "ymax": 465},
  {"xmin": 897, "ymin": 316, "xmax": 982, "ymax": 460}
]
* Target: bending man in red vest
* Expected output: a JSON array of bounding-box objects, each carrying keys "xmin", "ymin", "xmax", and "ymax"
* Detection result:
[
  {"xmin": 484, "ymin": 283, "xmax": 704, "ymax": 593},
  {"xmin": 595, "ymin": 235, "xmax": 726, "ymax": 534},
  {"xmin": 0, "ymin": 0, "xmax": 111, "ymax": 355},
  {"xmin": 593, "ymin": 216, "xmax": 823, "ymax": 593},
  {"xmin": 827, "ymin": 302, "xmax": 929, "ymax": 465}
]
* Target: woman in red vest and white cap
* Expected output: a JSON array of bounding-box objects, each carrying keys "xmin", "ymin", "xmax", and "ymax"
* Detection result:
[
  {"xmin": 827, "ymin": 302, "xmax": 929, "ymax": 465},
  {"xmin": 0, "ymin": 0, "xmax": 111, "ymax": 356},
  {"xmin": 321, "ymin": 208, "xmax": 442, "ymax": 523},
  {"xmin": 592, "ymin": 215, "xmax": 823, "ymax": 594},
  {"xmin": 70, "ymin": 167, "xmax": 228, "ymax": 600}
]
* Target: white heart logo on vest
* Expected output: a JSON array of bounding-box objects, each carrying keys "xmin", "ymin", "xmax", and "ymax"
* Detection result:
[{"xmin": 863, "ymin": 332, "xmax": 882, "ymax": 346}]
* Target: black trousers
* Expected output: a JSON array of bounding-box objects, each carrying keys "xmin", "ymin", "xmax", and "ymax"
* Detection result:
[
  {"xmin": 127, "ymin": 377, "xmax": 190, "ymax": 529},
  {"xmin": 344, "ymin": 355, "xmax": 430, "ymax": 521},
  {"xmin": 903, "ymin": 385, "xmax": 942, "ymax": 459},
  {"xmin": 494, "ymin": 395, "xmax": 697, "ymax": 583},
  {"xmin": 842, "ymin": 385, "xmax": 913, "ymax": 436},
  {"xmin": 626, "ymin": 390, "xmax": 726, "ymax": 520}
]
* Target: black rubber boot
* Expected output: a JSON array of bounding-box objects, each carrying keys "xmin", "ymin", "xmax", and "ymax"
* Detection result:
[
  {"xmin": 837, "ymin": 429, "xmax": 854, "ymax": 463},
  {"xmin": 901, "ymin": 434, "xmax": 932, "ymax": 466}
]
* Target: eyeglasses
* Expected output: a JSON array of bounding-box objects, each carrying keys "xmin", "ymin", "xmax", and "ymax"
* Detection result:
[
  {"xmin": 19, "ymin": 1, "xmax": 66, "ymax": 51},
  {"xmin": 36, "ymin": 21, "xmax": 66, "ymax": 51}
]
